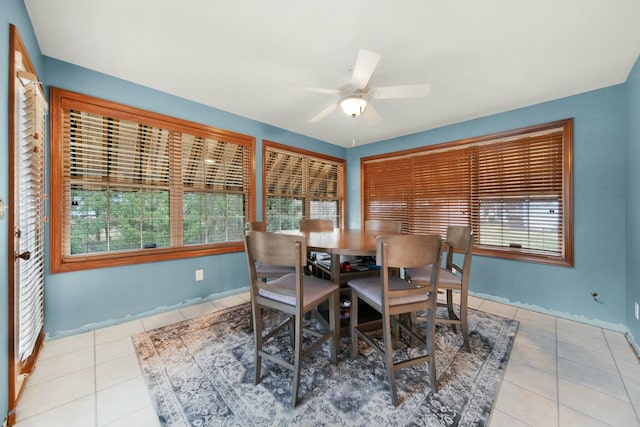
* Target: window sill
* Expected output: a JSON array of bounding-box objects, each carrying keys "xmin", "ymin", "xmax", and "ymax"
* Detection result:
[
  {"xmin": 474, "ymin": 246, "xmax": 573, "ymax": 267},
  {"xmin": 50, "ymin": 242, "xmax": 245, "ymax": 273}
]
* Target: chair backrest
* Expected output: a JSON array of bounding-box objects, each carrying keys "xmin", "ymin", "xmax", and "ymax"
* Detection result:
[
  {"xmin": 377, "ymin": 234, "xmax": 443, "ymax": 309},
  {"xmin": 246, "ymin": 221, "xmax": 266, "ymax": 232},
  {"xmin": 299, "ymin": 219, "xmax": 334, "ymax": 232},
  {"xmin": 245, "ymin": 231, "xmax": 306, "ymax": 269},
  {"xmin": 364, "ymin": 219, "xmax": 402, "ymax": 234},
  {"xmin": 376, "ymin": 234, "xmax": 442, "ymax": 269},
  {"xmin": 445, "ymin": 226, "xmax": 473, "ymax": 281}
]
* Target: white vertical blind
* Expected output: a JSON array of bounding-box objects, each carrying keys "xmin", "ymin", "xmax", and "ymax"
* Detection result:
[{"xmin": 16, "ymin": 74, "xmax": 47, "ymax": 362}]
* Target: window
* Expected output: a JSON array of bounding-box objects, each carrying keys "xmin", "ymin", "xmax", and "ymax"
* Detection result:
[
  {"xmin": 263, "ymin": 141, "xmax": 345, "ymax": 231},
  {"xmin": 50, "ymin": 88, "xmax": 255, "ymax": 272},
  {"xmin": 362, "ymin": 119, "xmax": 573, "ymax": 266}
]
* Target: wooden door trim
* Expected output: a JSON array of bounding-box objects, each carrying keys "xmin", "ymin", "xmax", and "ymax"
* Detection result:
[{"xmin": 7, "ymin": 24, "xmax": 45, "ymax": 426}]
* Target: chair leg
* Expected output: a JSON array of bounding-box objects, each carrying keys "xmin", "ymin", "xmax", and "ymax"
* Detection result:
[
  {"xmin": 350, "ymin": 293, "xmax": 360, "ymax": 360},
  {"xmin": 460, "ymin": 291, "xmax": 471, "ymax": 352},
  {"xmin": 382, "ymin": 313, "xmax": 399, "ymax": 405},
  {"xmin": 426, "ymin": 308, "xmax": 438, "ymax": 393},
  {"xmin": 291, "ymin": 313, "xmax": 304, "ymax": 408},
  {"xmin": 446, "ymin": 289, "xmax": 458, "ymax": 333},
  {"xmin": 253, "ymin": 303, "xmax": 263, "ymax": 385},
  {"xmin": 329, "ymin": 291, "xmax": 339, "ymax": 364}
]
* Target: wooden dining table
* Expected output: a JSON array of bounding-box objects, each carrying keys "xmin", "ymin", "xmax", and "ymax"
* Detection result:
[{"xmin": 282, "ymin": 229, "xmax": 380, "ymax": 286}]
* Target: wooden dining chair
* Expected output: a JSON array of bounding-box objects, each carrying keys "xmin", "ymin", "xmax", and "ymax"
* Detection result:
[
  {"xmin": 364, "ymin": 219, "xmax": 402, "ymax": 234},
  {"xmin": 348, "ymin": 234, "xmax": 442, "ymax": 405},
  {"xmin": 245, "ymin": 222, "xmax": 295, "ymax": 281},
  {"xmin": 406, "ymin": 226, "xmax": 473, "ymax": 351},
  {"xmin": 244, "ymin": 231, "xmax": 340, "ymax": 408}
]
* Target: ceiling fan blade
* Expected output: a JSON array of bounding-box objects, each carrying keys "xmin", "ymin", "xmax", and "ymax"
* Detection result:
[
  {"xmin": 350, "ymin": 49, "xmax": 381, "ymax": 89},
  {"xmin": 308, "ymin": 102, "xmax": 338, "ymax": 123},
  {"xmin": 371, "ymin": 83, "xmax": 431, "ymax": 99},
  {"xmin": 298, "ymin": 86, "xmax": 341, "ymax": 95},
  {"xmin": 363, "ymin": 104, "xmax": 381, "ymax": 125}
]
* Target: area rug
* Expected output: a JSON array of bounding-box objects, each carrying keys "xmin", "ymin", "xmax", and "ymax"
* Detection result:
[{"xmin": 133, "ymin": 302, "xmax": 518, "ymax": 427}]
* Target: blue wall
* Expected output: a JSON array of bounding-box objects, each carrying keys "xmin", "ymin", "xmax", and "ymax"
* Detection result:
[
  {"xmin": 43, "ymin": 57, "xmax": 345, "ymax": 335},
  {"xmin": 1, "ymin": 0, "xmax": 44, "ymax": 419},
  {"xmin": 347, "ymin": 86, "xmax": 629, "ymax": 328},
  {"xmin": 626, "ymin": 56, "xmax": 640, "ymax": 343},
  {"xmin": 2, "ymin": 0, "xmax": 639, "ymax": 421}
]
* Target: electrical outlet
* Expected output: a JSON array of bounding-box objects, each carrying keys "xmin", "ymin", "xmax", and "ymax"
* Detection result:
[
  {"xmin": 195, "ymin": 269, "xmax": 204, "ymax": 281},
  {"xmin": 635, "ymin": 302, "xmax": 639, "ymax": 320}
]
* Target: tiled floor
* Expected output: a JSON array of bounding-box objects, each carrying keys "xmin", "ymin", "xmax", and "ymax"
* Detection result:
[{"xmin": 13, "ymin": 293, "xmax": 640, "ymax": 427}]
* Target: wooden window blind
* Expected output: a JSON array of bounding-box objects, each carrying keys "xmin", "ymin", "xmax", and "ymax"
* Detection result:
[
  {"xmin": 362, "ymin": 119, "xmax": 573, "ymax": 266},
  {"xmin": 50, "ymin": 88, "xmax": 255, "ymax": 272},
  {"xmin": 264, "ymin": 141, "xmax": 345, "ymax": 231}
]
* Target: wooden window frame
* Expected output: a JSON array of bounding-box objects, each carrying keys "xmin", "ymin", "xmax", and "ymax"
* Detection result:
[
  {"xmin": 361, "ymin": 119, "xmax": 573, "ymax": 267},
  {"xmin": 50, "ymin": 88, "xmax": 256, "ymax": 273},
  {"xmin": 262, "ymin": 141, "xmax": 346, "ymax": 230}
]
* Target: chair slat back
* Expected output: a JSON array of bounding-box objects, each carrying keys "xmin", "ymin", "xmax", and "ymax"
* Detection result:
[
  {"xmin": 364, "ymin": 219, "xmax": 402, "ymax": 234},
  {"xmin": 376, "ymin": 234, "xmax": 441, "ymax": 269},
  {"xmin": 299, "ymin": 219, "xmax": 334, "ymax": 232},
  {"xmin": 445, "ymin": 226, "xmax": 473, "ymax": 275},
  {"xmin": 245, "ymin": 231, "xmax": 306, "ymax": 268}
]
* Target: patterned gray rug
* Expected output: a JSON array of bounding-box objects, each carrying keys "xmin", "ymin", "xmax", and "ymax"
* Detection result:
[{"xmin": 133, "ymin": 302, "xmax": 518, "ymax": 427}]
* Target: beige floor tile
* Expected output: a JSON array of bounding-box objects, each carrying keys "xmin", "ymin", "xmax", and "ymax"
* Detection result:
[
  {"xmin": 96, "ymin": 352, "xmax": 142, "ymax": 391},
  {"xmin": 609, "ymin": 341, "xmax": 640, "ymax": 364},
  {"xmin": 488, "ymin": 408, "xmax": 532, "ymax": 427},
  {"xmin": 557, "ymin": 327, "xmax": 610, "ymax": 355},
  {"xmin": 495, "ymin": 380, "xmax": 558, "ymax": 427},
  {"xmin": 510, "ymin": 340, "xmax": 557, "ymax": 375},
  {"xmin": 15, "ymin": 394, "xmax": 95, "ymax": 427},
  {"xmin": 514, "ymin": 308, "xmax": 556, "ymax": 328},
  {"xmin": 517, "ymin": 320, "xmax": 557, "ymax": 341},
  {"xmin": 626, "ymin": 378, "xmax": 640, "ymax": 415},
  {"xmin": 235, "ymin": 291, "xmax": 251, "ymax": 303},
  {"xmin": 214, "ymin": 294, "xmax": 247, "ymax": 309},
  {"xmin": 467, "ymin": 295, "xmax": 485, "ymax": 310},
  {"xmin": 504, "ymin": 359, "xmax": 557, "ymax": 401},
  {"xmin": 617, "ymin": 357, "xmax": 640, "ymax": 380},
  {"xmin": 95, "ymin": 319, "xmax": 145, "ymax": 345},
  {"xmin": 603, "ymin": 329, "xmax": 632, "ymax": 348},
  {"xmin": 141, "ymin": 310, "xmax": 185, "ymax": 331},
  {"xmin": 556, "ymin": 318, "xmax": 604, "ymax": 339},
  {"xmin": 95, "ymin": 335, "xmax": 136, "ymax": 365},
  {"xmin": 27, "ymin": 347, "xmax": 94, "ymax": 387},
  {"xmin": 179, "ymin": 301, "xmax": 218, "ymax": 320},
  {"xmin": 105, "ymin": 405, "xmax": 160, "ymax": 427},
  {"xmin": 16, "ymin": 367, "xmax": 95, "ymax": 420},
  {"xmin": 558, "ymin": 405, "xmax": 613, "ymax": 427},
  {"xmin": 559, "ymin": 378, "xmax": 639, "ymax": 427},
  {"xmin": 557, "ymin": 341, "xmax": 618, "ymax": 375},
  {"xmin": 96, "ymin": 376, "xmax": 152, "ymax": 426},
  {"xmin": 514, "ymin": 329, "xmax": 557, "ymax": 354},
  {"xmin": 558, "ymin": 357, "xmax": 628, "ymax": 400},
  {"xmin": 40, "ymin": 332, "xmax": 94, "ymax": 361},
  {"xmin": 480, "ymin": 300, "xmax": 518, "ymax": 319}
]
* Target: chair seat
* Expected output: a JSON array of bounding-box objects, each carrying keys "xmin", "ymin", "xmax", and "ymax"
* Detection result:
[
  {"xmin": 259, "ymin": 273, "xmax": 338, "ymax": 307},
  {"xmin": 406, "ymin": 266, "xmax": 462, "ymax": 288},
  {"xmin": 348, "ymin": 276, "xmax": 430, "ymax": 307},
  {"xmin": 256, "ymin": 262, "xmax": 295, "ymax": 277}
]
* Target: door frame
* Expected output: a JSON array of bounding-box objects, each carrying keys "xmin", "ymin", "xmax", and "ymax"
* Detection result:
[{"xmin": 7, "ymin": 24, "xmax": 46, "ymax": 426}]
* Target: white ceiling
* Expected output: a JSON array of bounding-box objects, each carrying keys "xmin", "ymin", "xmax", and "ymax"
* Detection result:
[{"xmin": 25, "ymin": 0, "xmax": 640, "ymax": 148}]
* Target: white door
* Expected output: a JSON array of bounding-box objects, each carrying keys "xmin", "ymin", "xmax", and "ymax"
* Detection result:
[{"xmin": 8, "ymin": 25, "xmax": 47, "ymax": 424}]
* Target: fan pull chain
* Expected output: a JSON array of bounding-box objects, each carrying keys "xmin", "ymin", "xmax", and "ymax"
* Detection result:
[{"xmin": 352, "ymin": 115, "xmax": 356, "ymax": 147}]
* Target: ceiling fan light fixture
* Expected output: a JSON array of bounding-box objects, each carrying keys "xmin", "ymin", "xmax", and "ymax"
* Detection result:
[{"xmin": 340, "ymin": 96, "xmax": 368, "ymax": 117}]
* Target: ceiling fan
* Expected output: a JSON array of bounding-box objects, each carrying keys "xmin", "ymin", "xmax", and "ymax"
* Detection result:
[{"xmin": 306, "ymin": 49, "xmax": 430, "ymax": 125}]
